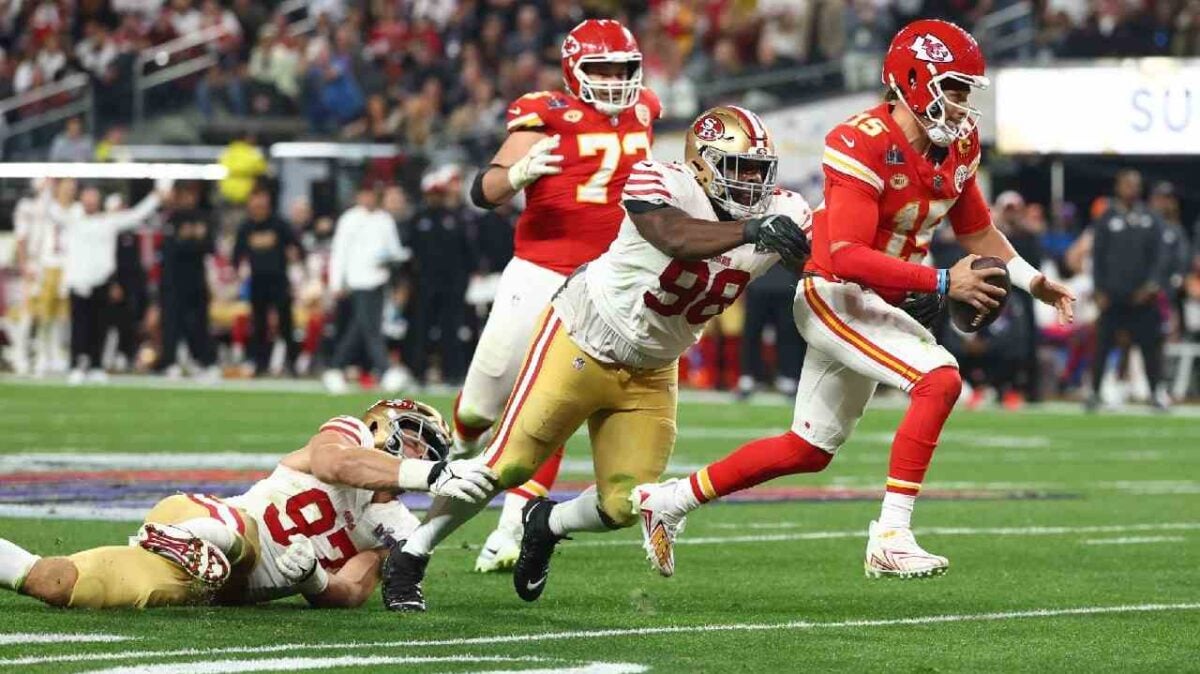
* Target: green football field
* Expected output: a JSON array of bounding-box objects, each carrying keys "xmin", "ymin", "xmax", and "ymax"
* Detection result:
[{"xmin": 0, "ymin": 381, "xmax": 1197, "ymax": 673}]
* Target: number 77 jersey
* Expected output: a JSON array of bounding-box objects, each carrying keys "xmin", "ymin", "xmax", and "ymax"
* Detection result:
[
  {"xmin": 505, "ymin": 88, "xmax": 662, "ymax": 275},
  {"xmin": 571, "ymin": 160, "xmax": 812, "ymax": 365}
]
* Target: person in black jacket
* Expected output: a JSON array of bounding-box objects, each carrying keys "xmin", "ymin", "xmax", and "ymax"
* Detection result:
[
  {"xmin": 737, "ymin": 264, "xmax": 803, "ymax": 399},
  {"xmin": 1087, "ymin": 170, "xmax": 1169, "ymax": 412},
  {"xmin": 157, "ymin": 183, "xmax": 218, "ymax": 377},
  {"xmin": 233, "ymin": 185, "xmax": 303, "ymax": 376},
  {"xmin": 403, "ymin": 168, "xmax": 475, "ymax": 385},
  {"xmin": 994, "ymin": 191, "xmax": 1045, "ymax": 402},
  {"xmin": 108, "ymin": 194, "xmax": 149, "ymax": 371}
]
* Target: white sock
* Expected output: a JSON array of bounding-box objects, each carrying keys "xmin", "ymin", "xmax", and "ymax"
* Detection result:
[
  {"xmin": 497, "ymin": 492, "xmax": 527, "ymax": 535},
  {"xmin": 673, "ymin": 479, "xmax": 703, "ymax": 516},
  {"xmin": 0, "ymin": 539, "xmax": 41, "ymax": 591},
  {"xmin": 878, "ymin": 492, "xmax": 916, "ymax": 530},
  {"xmin": 175, "ymin": 518, "xmax": 237, "ymax": 555},
  {"xmin": 402, "ymin": 490, "xmax": 495, "ymax": 557},
  {"xmin": 548, "ymin": 486, "xmax": 609, "ymax": 536}
]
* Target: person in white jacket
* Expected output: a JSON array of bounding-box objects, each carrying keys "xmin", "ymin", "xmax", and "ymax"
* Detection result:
[
  {"xmin": 53, "ymin": 178, "xmax": 172, "ymax": 384},
  {"xmin": 322, "ymin": 182, "xmax": 411, "ymax": 394}
]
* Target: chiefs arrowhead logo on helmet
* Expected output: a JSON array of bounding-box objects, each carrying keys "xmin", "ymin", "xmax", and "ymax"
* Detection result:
[
  {"xmin": 561, "ymin": 34, "xmax": 581, "ymax": 57},
  {"xmin": 693, "ymin": 115, "xmax": 726, "ymax": 142},
  {"xmin": 910, "ymin": 34, "xmax": 954, "ymax": 63}
]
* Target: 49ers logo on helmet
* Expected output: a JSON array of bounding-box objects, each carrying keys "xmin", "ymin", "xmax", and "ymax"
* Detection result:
[
  {"xmin": 562, "ymin": 35, "xmax": 581, "ymax": 58},
  {"xmin": 910, "ymin": 34, "xmax": 954, "ymax": 63},
  {"xmin": 693, "ymin": 115, "xmax": 725, "ymax": 142}
]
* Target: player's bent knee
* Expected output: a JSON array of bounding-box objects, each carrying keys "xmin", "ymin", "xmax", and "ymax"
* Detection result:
[
  {"xmin": 915, "ymin": 366, "xmax": 963, "ymax": 404},
  {"xmin": 21, "ymin": 557, "xmax": 78, "ymax": 607},
  {"xmin": 597, "ymin": 490, "xmax": 639, "ymax": 529},
  {"xmin": 494, "ymin": 463, "xmax": 536, "ymax": 491}
]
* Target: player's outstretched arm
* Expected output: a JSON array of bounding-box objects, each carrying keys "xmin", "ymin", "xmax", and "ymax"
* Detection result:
[
  {"xmin": 629, "ymin": 205, "xmax": 806, "ymax": 262},
  {"xmin": 472, "ymin": 131, "xmax": 561, "ymax": 208},
  {"xmin": 957, "ymin": 226, "xmax": 1075, "ymax": 323},
  {"xmin": 301, "ymin": 433, "xmax": 497, "ymax": 502}
]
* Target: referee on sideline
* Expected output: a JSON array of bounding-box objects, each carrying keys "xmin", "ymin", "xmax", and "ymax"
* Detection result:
[{"xmin": 1087, "ymin": 169, "xmax": 1170, "ymax": 412}]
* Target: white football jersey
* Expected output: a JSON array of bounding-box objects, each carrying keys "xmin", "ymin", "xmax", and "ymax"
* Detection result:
[
  {"xmin": 226, "ymin": 415, "xmax": 416, "ymax": 602},
  {"xmin": 576, "ymin": 159, "xmax": 812, "ymax": 364}
]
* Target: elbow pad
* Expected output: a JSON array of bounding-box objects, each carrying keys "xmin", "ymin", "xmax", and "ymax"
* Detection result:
[{"xmin": 470, "ymin": 167, "xmax": 499, "ymax": 210}]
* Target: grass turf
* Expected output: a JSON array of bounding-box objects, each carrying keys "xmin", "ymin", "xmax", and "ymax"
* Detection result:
[{"xmin": 0, "ymin": 383, "xmax": 1197, "ymax": 673}]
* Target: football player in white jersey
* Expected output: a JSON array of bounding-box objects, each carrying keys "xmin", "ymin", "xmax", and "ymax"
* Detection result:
[
  {"xmin": 382, "ymin": 106, "xmax": 811, "ymax": 611},
  {"xmin": 0, "ymin": 400, "xmax": 496, "ymax": 609}
]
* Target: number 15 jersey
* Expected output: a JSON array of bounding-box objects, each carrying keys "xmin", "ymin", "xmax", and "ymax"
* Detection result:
[{"xmin": 556, "ymin": 160, "xmax": 812, "ymax": 366}]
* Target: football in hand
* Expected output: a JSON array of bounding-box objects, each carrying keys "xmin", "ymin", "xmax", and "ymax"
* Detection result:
[{"xmin": 949, "ymin": 256, "xmax": 1010, "ymax": 333}]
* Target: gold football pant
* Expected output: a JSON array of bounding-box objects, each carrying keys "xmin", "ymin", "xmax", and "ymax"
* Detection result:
[
  {"xmin": 481, "ymin": 310, "xmax": 678, "ymax": 528},
  {"xmin": 67, "ymin": 494, "xmax": 259, "ymax": 608}
]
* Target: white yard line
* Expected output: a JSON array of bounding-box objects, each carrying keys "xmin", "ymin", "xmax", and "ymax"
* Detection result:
[
  {"xmin": 0, "ymin": 634, "xmax": 134, "ymax": 646},
  {"xmin": 569, "ymin": 522, "xmax": 1200, "ymax": 547},
  {"xmin": 1082, "ymin": 536, "xmax": 1186, "ymax": 545},
  {"xmin": 83, "ymin": 655, "xmax": 564, "ymax": 674},
  {"xmin": 4, "ymin": 603, "xmax": 1199, "ymax": 668}
]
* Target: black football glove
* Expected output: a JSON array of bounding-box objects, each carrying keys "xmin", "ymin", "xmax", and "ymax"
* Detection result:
[
  {"xmin": 742, "ymin": 214, "xmax": 810, "ymax": 269},
  {"xmin": 901, "ymin": 292, "xmax": 946, "ymax": 330}
]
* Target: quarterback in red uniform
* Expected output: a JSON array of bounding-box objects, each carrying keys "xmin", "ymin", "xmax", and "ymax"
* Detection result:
[
  {"xmin": 453, "ymin": 19, "xmax": 662, "ymax": 573},
  {"xmin": 632, "ymin": 19, "xmax": 1075, "ymax": 580}
]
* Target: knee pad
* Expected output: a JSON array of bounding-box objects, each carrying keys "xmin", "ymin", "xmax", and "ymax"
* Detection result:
[{"xmin": 915, "ymin": 366, "xmax": 963, "ymax": 405}]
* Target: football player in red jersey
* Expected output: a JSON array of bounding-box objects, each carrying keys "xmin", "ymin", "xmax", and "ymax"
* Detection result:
[
  {"xmin": 631, "ymin": 19, "xmax": 1076, "ymax": 580},
  {"xmin": 455, "ymin": 19, "xmax": 662, "ymax": 573}
]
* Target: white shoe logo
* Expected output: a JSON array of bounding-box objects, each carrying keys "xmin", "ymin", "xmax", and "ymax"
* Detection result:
[
  {"xmin": 841, "ymin": 135, "xmax": 855, "ymax": 148},
  {"xmin": 526, "ymin": 575, "xmax": 547, "ymax": 591}
]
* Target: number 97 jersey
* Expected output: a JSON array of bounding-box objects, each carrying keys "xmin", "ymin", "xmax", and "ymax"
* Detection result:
[
  {"xmin": 505, "ymin": 88, "xmax": 662, "ymax": 275},
  {"xmin": 574, "ymin": 160, "xmax": 812, "ymax": 365}
]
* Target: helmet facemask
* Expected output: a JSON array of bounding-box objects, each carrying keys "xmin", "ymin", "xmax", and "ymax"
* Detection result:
[
  {"xmin": 894, "ymin": 68, "xmax": 988, "ymax": 147},
  {"xmin": 699, "ymin": 146, "xmax": 778, "ymax": 219},
  {"xmin": 573, "ymin": 55, "xmax": 642, "ymax": 116},
  {"xmin": 381, "ymin": 411, "xmax": 451, "ymax": 462}
]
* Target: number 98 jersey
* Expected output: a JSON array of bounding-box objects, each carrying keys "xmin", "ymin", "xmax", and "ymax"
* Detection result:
[
  {"xmin": 562, "ymin": 160, "xmax": 812, "ymax": 365},
  {"xmin": 505, "ymin": 88, "xmax": 662, "ymax": 275}
]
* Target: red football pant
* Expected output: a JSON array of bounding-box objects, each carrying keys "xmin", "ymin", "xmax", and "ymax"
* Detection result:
[
  {"xmin": 689, "ymin": 431, "xmax": 832, "ymax": 503},
  {"xmin": 886, "ymin": 366, "xmax": 962, "ymax": 496},
  {"xmin": 510, "ymin": 446, "xmax": 564, "ymax": 500}
]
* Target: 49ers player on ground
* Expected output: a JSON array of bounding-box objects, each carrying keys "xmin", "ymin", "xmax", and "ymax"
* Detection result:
[
  {"xmin": 382, "ymin": 106, "xmax": 811, "ymax": 611},
  {"xmin": 460, "ymin": 18, "xmax": 661, "ymax": 573},
  {"xmin": 632, "ymin": 19, "xmax": 1076, "ymax": 580},
  {"xmin": 0, "ymin": 400, "xmax": 494, "ymax": 609}
]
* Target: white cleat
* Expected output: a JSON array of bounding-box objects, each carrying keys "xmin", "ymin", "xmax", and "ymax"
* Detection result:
[
  {"xmin": 134, "ymin": 523, "xmax": 231, "ymax": 586},
  {"xmin": 864, "ymin": 520, "xmax": 949, "ymax": 579},
  {"xmin": 380, "ymin": 366, "xmax": 413, "ymax": 392},
  {"xmin": 67, "ymin": 368, "xmax": 86, "ymax": 386},
  {"xmin": 632, "ymin": 480, "xmax": 687, "ymax": 577},
  {"xmin": 474, "ymin": 526, "xmax": 521, "ymax": 573}
]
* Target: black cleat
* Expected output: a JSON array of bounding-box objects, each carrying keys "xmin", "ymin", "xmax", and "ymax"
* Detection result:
[
  {"xmin": 513, "ymin": 498, "xmax": 565, "ymax": 602},
  {"xmin": 382, "ymin": 542, "xmax": 430, "ymax": 612}
]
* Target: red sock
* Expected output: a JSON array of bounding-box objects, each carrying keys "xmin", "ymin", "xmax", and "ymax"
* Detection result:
[
  {"xmin": 886, "ymin": 366, "xmax": 962, "ymax": 496},
  {"xmin": 688, "ymin": 431, "xmax": 832, "ymax": 503},
  {"xmin": 511, "ymin": 446, "xmax": 564, "ymax": 499},
  {"xmin": 452, "ymin": 393, "xmax": 490, "ymax": 442}
]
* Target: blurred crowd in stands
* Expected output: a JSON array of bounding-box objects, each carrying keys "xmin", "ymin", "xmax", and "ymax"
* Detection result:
[
  {"xmin": 2, "ymin": 0, "xmax": 1199, "ymax": 406},
  {"xmin": 3, "ymin": 1, "xmax": 1199, "ymax": 145}
]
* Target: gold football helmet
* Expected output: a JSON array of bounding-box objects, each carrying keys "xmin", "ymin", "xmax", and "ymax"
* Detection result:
[
  {"xmin": 684, "ymin": 105, "xmax": 778, "ymax": 219},
  {"xmin": 361, "ymin": 399, "xmax": 451, "ymax": 461}
]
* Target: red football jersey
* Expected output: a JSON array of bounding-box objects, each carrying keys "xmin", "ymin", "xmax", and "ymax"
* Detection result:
[
  {"xmin": 808, "ymin": 102, "xmax": 989, "ymax": 302},
  {"xmin": 505, "ymin": 88, "xmax": 662, "ymax": 275}
]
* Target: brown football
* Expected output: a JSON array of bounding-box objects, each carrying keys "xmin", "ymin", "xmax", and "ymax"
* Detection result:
[{"xmin": 948, "ymin": 256, "xmax": 1011, "ymax": 333}]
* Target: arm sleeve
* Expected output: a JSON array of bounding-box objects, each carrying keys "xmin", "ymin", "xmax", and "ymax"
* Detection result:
[
  {"xmin": 948, "ymin": 177, "xmax": 991, "ymax": 237},
  {"xmin": 100, "ymin": 193, "xmax": 162, "ymax": 233},
  {"xmin": 505, "ymin": 94, "xmax": 548, "ymax": 133},
  {"xmin": 825, "ymin": 180, "xmax": 939, "ymax": 293}
]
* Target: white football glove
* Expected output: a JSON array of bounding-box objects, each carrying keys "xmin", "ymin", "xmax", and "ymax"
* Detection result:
[
  {"xmin": 277, "ymin": 536, "xmax": 329, "ymax": 596},
  {"xmin": 428, "ymin": 459, "xmax": 498, "ymax": 504},
  {"xmin": 507, "ymin": 134, "xmax": 563, "ymax": 191}
]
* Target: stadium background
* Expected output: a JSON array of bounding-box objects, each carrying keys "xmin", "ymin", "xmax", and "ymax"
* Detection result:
[{"xmin": 0, "ymin": 0, "xmax": 1196, "ymax": 404}]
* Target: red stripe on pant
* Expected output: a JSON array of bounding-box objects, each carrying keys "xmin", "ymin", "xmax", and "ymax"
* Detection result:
[
  {"xmin": 486, "ymin": 314, "xmax": 560, "ymax": 469},
  {"xmin": 510, "ymin": 446, "xmax": 564, "ymax": 499}
]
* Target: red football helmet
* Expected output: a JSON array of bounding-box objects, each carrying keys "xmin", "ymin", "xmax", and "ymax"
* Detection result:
[
  {"xmin": 561, "ymin": 19, "xmax": 642, "ymax": 116},
  {"xmin": 881, "ymin": 19, "xmax": 989, "ymax": 147}
]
